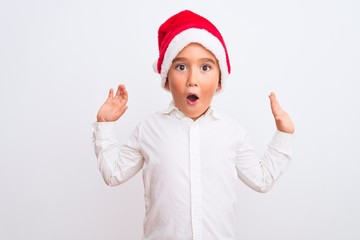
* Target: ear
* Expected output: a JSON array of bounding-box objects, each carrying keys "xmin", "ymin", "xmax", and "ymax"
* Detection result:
[
  {"xmin": 164, "ymin": 78, "xmax": 170, "ymax": 90},
  {"xmin": 216, "ymin": 79, "xmax": 222, "ymax": 92}
]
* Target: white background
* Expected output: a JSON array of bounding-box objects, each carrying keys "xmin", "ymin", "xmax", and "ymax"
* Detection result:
[{"xmin": 1, "ymin": 0, "xmax": 359, "ymax": 239}]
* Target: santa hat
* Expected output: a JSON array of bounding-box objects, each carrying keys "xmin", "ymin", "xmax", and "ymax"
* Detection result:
[{"xmin": 153, "ymin": 10, "xmax": 231, "ymax": 89}]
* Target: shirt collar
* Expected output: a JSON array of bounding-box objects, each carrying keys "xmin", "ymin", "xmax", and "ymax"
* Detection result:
[{"xmin": 161, "ymin": 101, "xmax": 222, "ymax": 121}]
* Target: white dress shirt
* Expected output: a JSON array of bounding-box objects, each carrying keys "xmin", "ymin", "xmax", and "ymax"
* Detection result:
[{"xmin": 92, "ymin": 102, "xmax": 294, "ymax": 240}]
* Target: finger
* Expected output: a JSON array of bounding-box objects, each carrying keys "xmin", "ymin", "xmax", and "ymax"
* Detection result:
[
  {"xmin": 108, "ymin": 88, "xmax": 114, "ymax": 99},
  {"xmin": 115, "ymin": 84, "xmax": 128, "ymax": 98},
  {"xmin": 115, "ymin": 84, "xmax": 128, "ymax": 104},
  {"xmin": 269, "ymin": 92, "xmax": 278, "ymax": 104},
  {"xmin": 120, "ymin": 85, "xmax": 128, "ymax": 101},
  {"xmin": 269, "ymin": 92, "xmax": 282, "ymax": 116},
  {"xmin": 115, "ymin": 85, "xmax": 122, "ymax": 98},
  {"xmin": 118, "ymin": 105, "xmax": 129, "ymax": 117}
]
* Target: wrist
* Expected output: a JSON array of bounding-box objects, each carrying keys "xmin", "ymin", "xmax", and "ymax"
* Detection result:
[{"xmin": 97, "ymin": 114, "xmax": 107, "ymax": 122}]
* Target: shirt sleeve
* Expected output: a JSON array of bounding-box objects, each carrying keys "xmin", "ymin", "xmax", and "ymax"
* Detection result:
[
  {"xmin": 92, "ymin": 121, "xmax": 144, "ymax": 186},
  {"xmin": 235, "ymin": 129, "xmax": 294, "ymax": 193}
]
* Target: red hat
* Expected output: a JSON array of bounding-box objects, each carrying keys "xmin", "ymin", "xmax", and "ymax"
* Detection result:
[{"xmin": 153, "ymin": 10, "xmax": 231, "ymax": 89}]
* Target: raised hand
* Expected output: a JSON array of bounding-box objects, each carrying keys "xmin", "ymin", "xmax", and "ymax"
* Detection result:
[
  {"xmin": 269, "ymin": 92, "xmax": 295, "ymax": 134},
  {"xmin": 97, "ymin": 84, "xmax": 128, "ymax": 122}
]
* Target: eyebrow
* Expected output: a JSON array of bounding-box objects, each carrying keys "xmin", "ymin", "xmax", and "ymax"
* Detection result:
[{"xmin": 172, "ymin": 57, "xmax": 217, "ymax": 65}]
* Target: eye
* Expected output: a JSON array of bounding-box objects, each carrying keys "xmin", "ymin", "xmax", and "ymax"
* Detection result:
[
  {"xmin": 175, "ymin": 64, "xmax": 188, "ymax": 71},
  {"xmin": 201, "ymin": 64, "xmax": 212, "ymax": 72}
]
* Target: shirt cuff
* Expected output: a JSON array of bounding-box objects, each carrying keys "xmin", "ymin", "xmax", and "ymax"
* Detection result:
[
  {"xmin": 268, "ymin": 130, "xmax": 294, "ymax": 156},
  {"xmin": 92, "ymin": 121, "xmax": 117, "ymax": 140}
]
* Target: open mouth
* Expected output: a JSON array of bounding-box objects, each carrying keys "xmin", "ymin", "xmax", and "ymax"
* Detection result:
[{"xmin": 187, "ymin": 94, "xmax": 199, "ymax": 104}]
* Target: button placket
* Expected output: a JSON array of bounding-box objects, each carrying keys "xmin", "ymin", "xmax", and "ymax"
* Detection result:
[{"xmin": 189, "ymin": 122, "xmax": 202, "ymax": 240}]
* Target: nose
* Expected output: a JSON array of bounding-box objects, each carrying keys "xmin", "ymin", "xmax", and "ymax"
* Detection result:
[{"xmin": 186, "ymin": 69, "xmax": 199, "ymax": 87}]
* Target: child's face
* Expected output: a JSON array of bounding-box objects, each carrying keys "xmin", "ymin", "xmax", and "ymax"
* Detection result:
[{"xmin": 165, "ymin": 43, "xmax": 221, "ymax": 121}]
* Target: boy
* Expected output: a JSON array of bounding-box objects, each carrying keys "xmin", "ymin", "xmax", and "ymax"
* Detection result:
[{"xmin": 93, "ymin": 10, "xmax": 295, "ymax": 240}]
